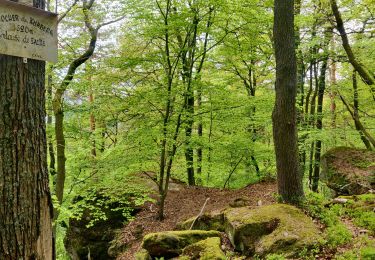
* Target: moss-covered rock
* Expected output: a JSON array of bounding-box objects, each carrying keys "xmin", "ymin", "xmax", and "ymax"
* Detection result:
[
  {"xmin": 135, "ymin": 249, "xmax": 151, "ymax": 260},
  {"xmin": 181, "ymin": 237, "xmax": 226, "ymax": 260},
  {"xmin": 321, "ymin": 147, "xmax": 375, "ymax": 195},
  {"xmin": 176, "ymin": 210, "xmax": 225, "ymax": 231},
  {"xmin": 230, "ymin": 197, "xmax": 251, "ymax": 208},
  {"xmin": 64, "ymin": 194, "xmax": 131, "ymax": 260},
  {"xmin": 141, "ymin": 230, "xmax": 221, "ymax": 258},
  {"xmin": 224, "ymin": 204, "xmax": 322, "ymax": 257}
]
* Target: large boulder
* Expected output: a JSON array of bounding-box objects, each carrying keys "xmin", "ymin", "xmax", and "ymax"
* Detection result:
[
  {"xmin": 176, "ymin": 210, "xmax": 225, "ymax": 231},
  {"xmin": 321, "ymin": 147, "xmax": 375, "ymax": 195},
  {"xmin": 64, "ymin": 205, "xmax": 127, "ymax": 260},
  {"xmin": 181, "ymin": 237, "xmax": 226, "ymax": 260},
  {"xmin": 64, "ymin": 189, "xmax": 146, "ymax": 260},
  {"xmin": 141, "ymin": 230, "xmax": 221, "ymax": 258},
  {"xmin": 224, "ymin": 204, "xmax": 322, "ymax": 257},
  {"xmin": 177, "ymin": 204, "xmax": 322, "ymax": 258}
]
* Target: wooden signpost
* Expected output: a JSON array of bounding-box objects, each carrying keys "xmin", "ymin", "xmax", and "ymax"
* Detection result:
[{"xmin": 0, "ymin": 0, "xmax": 58, "ymax": 62}]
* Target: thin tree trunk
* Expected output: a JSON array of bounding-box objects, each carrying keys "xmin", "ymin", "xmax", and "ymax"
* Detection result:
[
  {"xmin": 197, "ymin": 83, "xmax": 203, "ymax": 183},
  {"xmin": 223, "ymin": 156, "xmax": 244, "ymax": 189},
  {"xmin": 273, "ymin": 0, "xmax": 304, "ymax": 204},
  {"xmin": 339, "ymin": 93, "xmax": 375, "ymax": 150},
  {"xmin": 305, "ymin": 61, "xmax": 314, "ymax": 120},
  {"xmin": 52, "ymin": 0, "xmax": 100, "ymax": 220},
  {"xmin": 309, "ymin": 61, "xmax": 319, "ymax": 126},
  {"xmin": 47, "ymin": 66, "xmax": 56, "ymax": 178},
  {"xmin": 312, "ymin": 51, "xmax": 329, "ymax": 192},
  {"xmin": 295, "ymin": 0, "xmax": 305, "ymax": 114},
  {"xmin": 183, "ymin": 11, "xmax": 199, "ymax": 186},
  {"xmin": 312, "ymin": 28, "xmax": 333, "ymax": 192},
  {"xmin": 329, "ymin": 39, "xmax": 337, "ymax": 129},
  {"xmin": 0, "ymin": 1, "xmax": 53, "ymax": 259},
  {"xmin": 89, "ymin": 92, "xmax": 96, "ymax": 157},
  {"xmin": 352, "ymin": 71, "xmax": 373, "ymax": 150},
  {"xmin": 54, "ymin": 108, "xmax": 66, "ymax": 206},
  {"xmin": 207, "ymin": 96, "xmax": 213, "ymax": 184},
  {"xmin": 308, "ymin": 141, "xmax": 315, "ymax": 190},
  {"xmin": 234, "ymin": 60, "xmax": 260, "ymax": 176},
  {"xmin": 308, "ymin": 60, "xmax": 318, "ymax": 183},
  {"xmin": 330, "ymin": 0, "xmax": 375, "ymax": 100}
]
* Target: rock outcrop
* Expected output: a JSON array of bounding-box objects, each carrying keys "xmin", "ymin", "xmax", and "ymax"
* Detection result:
[
  {"xmin": 181, "ymin": 237, "xmax": 226, "ymax": 260},
  {"xmin": 141, "ymin": 230, "xmax": 222, "ymax": 258},
  {"xmin": 224, "ymin": 204, "xmax": 321, "ymax": 257},
  {"xmin": 321, "ymin": 147, "xmax": 375, "ymax": 195},
  {"xmin": 64, "ymin": 203, "xmax": 128, "ymax": 260},
  {"xmin": 140, "ymin": 204, "xmax": 322, "ymax": 258}
]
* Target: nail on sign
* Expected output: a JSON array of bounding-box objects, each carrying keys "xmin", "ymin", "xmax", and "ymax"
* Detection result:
[{"xmin": 0, "ymin": 0, "xmax": 58, "ymax": 63}]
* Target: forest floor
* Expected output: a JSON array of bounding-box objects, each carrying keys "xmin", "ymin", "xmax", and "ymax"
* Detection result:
[
  {"xmin": 116, "ymin": 179, "xmax": 374, "ymax": 259},
  {"xmin": 116, "ymin": 180, "xmax": 277, "ymax": 259}
]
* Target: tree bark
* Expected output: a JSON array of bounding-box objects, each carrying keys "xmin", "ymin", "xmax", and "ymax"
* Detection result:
[
  {"xmin": 272, "ymin": 0, "xmax": 304, "ymax": 204},
  {"xmin": 0, "ymin": 1, "xmax": 53, "ymax": 259}
]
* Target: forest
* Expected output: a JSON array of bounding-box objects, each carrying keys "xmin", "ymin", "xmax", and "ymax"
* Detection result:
[{"xmin": 0, "ymin": 0, "xmax": 374, "ymax": 259}]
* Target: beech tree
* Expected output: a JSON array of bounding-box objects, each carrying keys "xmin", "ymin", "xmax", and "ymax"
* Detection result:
[
  {"xmin": 0, "ymin": 0, "xmax": 53, "ymax": 259},
  {"xmin": 272, "ymin": 0, "xmax": 304, "ymax": 203},
  {"xmin": 52, "ymin": 0, "xmax": 125, "ymax": 220}
]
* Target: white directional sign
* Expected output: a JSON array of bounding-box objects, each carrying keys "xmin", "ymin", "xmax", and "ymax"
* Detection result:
[{"xmin": 0, "ymin": 0, "xmax": 58, "ymax": 63}]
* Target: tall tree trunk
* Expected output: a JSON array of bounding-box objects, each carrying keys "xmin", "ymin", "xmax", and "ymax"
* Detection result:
[
  {"xmin": 52, "ymin": 0, "xmax": 100, "ymax": 221},
  {"xmin": 0, "ymin": 0, "xmax": 53, "ymax": 258},
  {"xmin": 312, "ymin": 52, "xmax": 329, "ymax": 192},
  {"xmin": 312, "ymin": 29, "xmax": 332, "ymax": 192},
  {"xmin": 272, "ymin": 0, "xmax": 304, "ymax": 204},
  {"xmin": 305, "ymin": 61, "xmax": 314, "ymax": 119},
  {"xmin": 308, "ymin": 61, "xmax": 318, "ymax": 184},
  {"xmin": 157, "ymin": 0, "xmax": 185, "ymax": 219},
  {"xmin": 196, "ymin": 82, "xmax": 203, "ymax": 183},
  {"xmin": 185, "ymin": 88, "xmax": 195, "ymax": 186},
  {"xmin": 330, "ymin": 0, "xmax": 375, "ymax": 100}
]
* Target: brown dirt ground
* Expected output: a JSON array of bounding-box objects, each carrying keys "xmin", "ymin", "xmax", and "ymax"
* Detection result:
[
  {"xmin": 116, "ymin": 180, "xmax": 277, "ymax": 259},
  {"xmin": 115, "ymin": 179, "xmax": 374, "ymax": 260}
]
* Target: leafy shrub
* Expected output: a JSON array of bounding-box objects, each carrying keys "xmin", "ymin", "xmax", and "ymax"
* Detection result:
[
  {"xmin": 303, "ymin": 193, "xmax": 339, "ymax": 226},
  {"xmin": 325, "ymin": 223, "xmax": 352, "ymax": 248},
  {"xmin": 351, "ymin": 211, "xmax": 375, "ymax": 234},
  {"xmin": 360, "ymin": 246, "xmax": 375, "ymax": 260}
]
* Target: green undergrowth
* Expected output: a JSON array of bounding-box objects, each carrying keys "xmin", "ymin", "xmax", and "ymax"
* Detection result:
[
  {"xmin": 334, "ymin": 235, "xmax": 375, "ymax": 260},
  {"xmin": 303, "ymin": 192, "xmax": 375, "ymax": 259}
]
